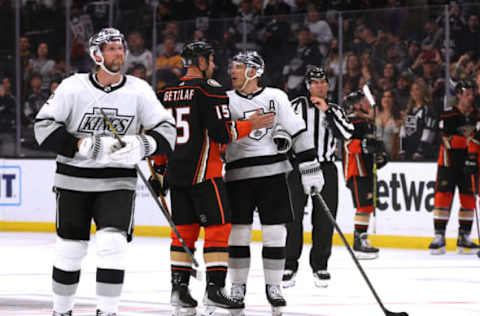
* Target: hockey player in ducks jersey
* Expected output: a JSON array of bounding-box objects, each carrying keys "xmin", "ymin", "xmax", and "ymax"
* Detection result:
[
  {"xmin": 342, "ymin": 90, "xmax": 388, "ymax": 259},
  {"xmin": 34, "ymin": 28, "xmax": 177, "ymax": 316},
  {"xmin": 224, "ymin": 51, "xmax": 323, "ymax": 315},
  {"xmin": 429, "ymin": 80, "xmax": 480, "ymax": 255},
  {"xmin": 155, "ymin": 41, "xmax": 274, "ymax": 316}
]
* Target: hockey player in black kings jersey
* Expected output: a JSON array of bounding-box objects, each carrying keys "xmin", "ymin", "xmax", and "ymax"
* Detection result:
[
  {"xmin": 429, "ymin": 80, "xmax": 480, "ymax": 255},
  {"xmin": 342, "ymin": 91, "xmax": 388, "ymax": 260},
  {"xmin": 154, "ymin": 41, "xmax": 274, "ymax": 316},
  {"xmin": 34, "ymin": 28, "xmax": 176, "ymax": 316}
]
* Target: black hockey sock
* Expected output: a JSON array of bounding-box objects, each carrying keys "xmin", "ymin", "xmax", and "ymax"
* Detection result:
[
  {"xmin": 433, "ymin": 221, "xmax": 447, "ymax": 234},
  {"xmin": 206, "ymin": 270, "xmax": 227, "ymax": 288}
]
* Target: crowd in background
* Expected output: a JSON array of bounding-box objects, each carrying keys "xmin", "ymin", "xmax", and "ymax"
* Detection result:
[{"xmin": 1, "ymin": 0, "xmax": 480, "ymax": 160}]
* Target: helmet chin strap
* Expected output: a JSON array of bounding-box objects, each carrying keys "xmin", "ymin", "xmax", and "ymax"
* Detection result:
[
  {"xmin": 238, "ymin": 67, "xmax": 257, "ymax": 92},
  {"xmin": 90, "ymin": 48, "xmax": 122, "ymax": 76}
]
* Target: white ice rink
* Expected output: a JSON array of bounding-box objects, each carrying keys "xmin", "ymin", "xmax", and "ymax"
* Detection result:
[{"xmin": 1, "ymin": 232, "xmax": 479, "ymax": 316}]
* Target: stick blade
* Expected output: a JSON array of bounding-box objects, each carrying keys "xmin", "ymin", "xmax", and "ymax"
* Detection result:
[{"xmin": 386, "ymin": 311, "xmax": 408, "ymax": 316}]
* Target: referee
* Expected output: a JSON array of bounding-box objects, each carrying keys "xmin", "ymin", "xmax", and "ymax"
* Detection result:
[{"xmin": 282, "ymin": 67, "xmax": 354, "ymax": 288}]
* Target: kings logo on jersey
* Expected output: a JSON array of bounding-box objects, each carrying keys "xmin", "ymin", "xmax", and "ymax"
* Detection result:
[
  {"xmin": 243, "ymin": 108, "xmax": 274, "ymax": 141},
  {"xmin": 77, "ymin": 107, "xmax": 134, "ymax": 135},
  {"xmin": 0, "ymin": 166, "xmax": 21, "ymax": 206}
]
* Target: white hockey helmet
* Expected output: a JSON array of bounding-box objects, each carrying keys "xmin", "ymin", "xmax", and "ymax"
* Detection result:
[
  {"xmin": 232, "ymin": 51, "xmax": 265, "ymax": 79},
  {"xmin": 89, "ymin": 27, "xmax": 128, "ymax": 75}
]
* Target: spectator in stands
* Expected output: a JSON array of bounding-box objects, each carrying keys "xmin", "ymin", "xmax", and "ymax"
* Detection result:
[
  {"xmin": 28, "ymin": 42, "xmax": 56, "ymax": 91},
  {"xmin": 399, "ymin": 77, "xmax": 436, "ymax": 161},
  {"xmin": 326, "ymin": 37, "xmax": 345, "ymax": 98},
  {"xmin": 305, "ymin": 5, "xmax": 333, "ymax": 57},
  {"xmin": 125, "ymin": 31, "xmax": 153, "ymax": 79},
  {"xmin": 49, "ymin": 78, "xmax": 61, "ymax": 95},
  {"xmin": 158, "ymin": 22, "xmax": 183, "ymax": 53},
  {"xmin": 343, "ymin": 53, "xmax": 361, "ymax": 95},
  {"xmin": 457, "ymin": 13, "xmax": 480, "ymax": 57},
  {"xmin": 409, "ymin": 48, "xmax": 442, "ymax": 93},
  {"xmin": 376, "ymin": 89, "xmax": 402, "ymax": 159},
  {"xmin": 0, "ymin": 82, "xmax": 16, "ymax": 156},
  {"xmin": 378, "ymin": 63, "xmax": 398, "ymax": 92},
  {"xmin": 70, "ymin": 3, "xmax": 94, "ymax": 73},
  {"xmin": 451, "ymin": 51, "xmax": 477, "ymax": 81},
  {"xmin": 2, "ymin": 76, "xmax": 13, "ymax": 97},
  {"xmin": 394, "ymin": 71, "xmax": 413, "ymax": 113},
  {"xmin": 24, "ymin": 73, "xmax": 48, "ymax": 126},
  {"xmin": 131, "ymin": 63, "xmax": 147, "ymax": 81},
  {"xmin": 421, "ymin": 16, "xmax": 443, "ymax": 52},
  {"xmin": 383, "ymin": 42, "xmax": 407, "ymax": 74},
  {"xmin": 183, "ymin": 0, "xmax": 215, "ymax": 39},
  {"xmin": 404, "ymin": 40, "xmax": 422, "ymax": 70},
  {"xmin": 155, "ymin": 36, "xmax": 182, "ymax": 89},
  {"xmin": 23, "ymin": 73, "xmax": 48, "ymax": 149},
  {"xmin": 354, "ymin": 23, "xmax": 383, "ymax": 68},
  {"xmin": 229, "ymin": 0, "xmax": 262, "ymax": 51},
  {"xmin": 283, "ymin": 27, "xmax": 323, "ymax": 97},
  {"xmin": 264, "ymin": 0, "xmax": 291, "ymax": 16}
]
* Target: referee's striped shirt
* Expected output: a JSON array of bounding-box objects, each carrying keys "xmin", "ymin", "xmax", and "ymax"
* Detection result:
[{"xmin": 292, "ymin": 96, "xmax": 354, "ymax": 162}]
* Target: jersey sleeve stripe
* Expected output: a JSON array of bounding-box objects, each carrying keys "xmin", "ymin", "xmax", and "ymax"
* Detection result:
[
  {"xmin": 193, "ymin": 129, "xmax": 210, "ymax": 184},
  {"xmin": 211, "ymin": 178, "xmax": 225, "ymax": 224}
]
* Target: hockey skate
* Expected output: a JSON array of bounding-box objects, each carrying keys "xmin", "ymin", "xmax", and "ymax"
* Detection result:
[
  {"xmin": 457, "ymin": 233, "xmax": 480, "ymax": 254},
  {"xmin": 429, "ymin": 233, "xmax": 446, "ymax": 255},
  {"xmin": 96, "ymin": 310, "xmax": 116, "ymax": 316},
  {"xmin": 313, "ymin": 270, "xmax": 330, "ymax": 288},
  {"xmin": 266, "ymin": 284, "xmax": 286, "ymax": 315},
  {"xmin": 353, "ymin": 232, "xmax": 379, "ymax": 260},
  {"xmin": 281, "ymin": 269, "xmax": 296, "ymax": 288},
  {"xmin": 171, "ymin": 284, "xmax": 198, "ymax": 316},
  {"xmin": 230, "ymin": 283, "xmax": 246, "ymax": 303},
  {"xmin": 202, "ymin": 284, "xmax": 244, "ymax": 316},
  {"xmin": 52, "ymin": 311, "xmax": 71, "ymax": 316}
]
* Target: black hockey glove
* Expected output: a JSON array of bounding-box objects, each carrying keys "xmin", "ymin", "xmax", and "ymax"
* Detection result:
[
  {"xmin": 464, "ymin": 153, "xmax": 478, "ymax": 175},
  {"xmin": 361, "ymin": 138, "xmax": 380, "ymax": 154},
  {"xmin": 148, "ymin": 164, "xmax": 169, "ymax": 196},
  {"xmin": 375, "ymin": 151, "xmax": 389, "ymax": 170}
]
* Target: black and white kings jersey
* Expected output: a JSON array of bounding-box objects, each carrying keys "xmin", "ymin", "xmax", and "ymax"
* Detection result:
[
  {"xmin": 34, "ymin": 73, "xmax": 176, "ymax": 192},
  {"xmin": 224, "ymin": 87, "xmax": 317, "ymax": 181},
  {"xmin": 291, "ymin": 96, "xmax": 353, "ymax": 162}
]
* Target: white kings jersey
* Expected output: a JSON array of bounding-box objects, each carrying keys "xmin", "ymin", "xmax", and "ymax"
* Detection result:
[
  {"xmin": 34, "ymin": 73, "xmax": 176, "ymax": 192},
  {"xmin": 224, "ymin": 87, "xmax": 316, "ymax": 182}
]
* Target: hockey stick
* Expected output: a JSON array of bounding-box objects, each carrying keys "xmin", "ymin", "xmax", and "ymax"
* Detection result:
[
  {"xmin": 472, "ymin": 176, "xmax": 480, "ymax": 258},
  {"xmin": 362, "ymin": 84, "xmax": 377, "ymax": 234},
  {"xmin": 145, "ymin": 156, "xmax": 204, "ymax": 279},
  {"xmin": 312, "ymin": 191, "xmax": 409, "ymax": 316},
  {"xmin": 99, "ymin": 109, "xmax": 200, "ymax": 269}
]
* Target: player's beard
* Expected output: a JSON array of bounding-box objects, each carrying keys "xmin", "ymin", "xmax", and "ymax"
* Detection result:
[{"xmin": 105, "ymin": 57, "xmax": 124, "ymax": 73}]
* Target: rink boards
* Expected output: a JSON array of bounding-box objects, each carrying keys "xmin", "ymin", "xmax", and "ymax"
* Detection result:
[{"xmin": 0, "ymin": 159, "xmax": 472, "ymax": 251}]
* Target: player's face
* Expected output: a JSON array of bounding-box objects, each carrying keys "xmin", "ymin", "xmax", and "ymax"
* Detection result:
[
  {"xmin": 309, "ymin": 78, "xmax": 328, "ymax": 98},
  {"xmin": 231, "ymin": 62, "xmax": 247, "ymax": 89},
  {"xmin": 458, "ymin": 88, "xmax": 474, "ymax": 106},
  {"xmin": 102, "ymin": 41, "xmax": 125, "ymax": 73}
]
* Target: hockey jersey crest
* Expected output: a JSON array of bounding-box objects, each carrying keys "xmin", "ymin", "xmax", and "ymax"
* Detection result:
[{"xmin": 34, "ymin": 73, "xmax": 176, "ymax": 192}]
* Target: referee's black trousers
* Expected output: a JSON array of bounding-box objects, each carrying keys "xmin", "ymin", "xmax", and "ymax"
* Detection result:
[{"xmin": 285, "ymin": 161, "xmax": 338, "ymax": 272}]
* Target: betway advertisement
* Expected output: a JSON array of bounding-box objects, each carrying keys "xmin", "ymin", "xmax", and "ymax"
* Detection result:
[{"xmin": 0, "ymin": 159, "xmax": 461, "ymax": 238}]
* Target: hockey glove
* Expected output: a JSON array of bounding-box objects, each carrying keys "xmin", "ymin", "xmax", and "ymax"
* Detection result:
[
  {"xmin": 464, "ymin": 153, "xmax": 478, "ymax": 175},
  {"xmin": 109, "ymin": 135, "xmax": 157, "ymax": 165},
  {"xmin": 148, "ymin": 160, "xmax": 169, "ymax": 196},
  {"xmin": 361, "ymin": 138, "xmax": 380, "ymax": 154},
  {"xmin": 78, "ymin": 136, "xmax": 117, "ymax": 164},
  {"xmin": 375, "ymin": 151, "xmax": 388, "ymax": 169},
  {"xmin": 299, "ymin": 159, "xmax": 324, "ymax": 195},
  {"xmin": 272, "ymin": 125, "xmax": 292, "ymax": 154}
]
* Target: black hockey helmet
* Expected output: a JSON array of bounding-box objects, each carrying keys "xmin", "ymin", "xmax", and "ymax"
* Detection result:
[
  {"xmin": 343, "ymin": 90, "xmax": 364, "ymax": 113},
  {"xmin": 305, "ymin": 66, "xmax": 328, "ymax": 89},
  {"xmin": 455, "ymin": 79, "xmax": 475, "ymax": 95},
  {"xmin": 181, "ymin": 41, "xmax": 214, "ymax": 67}
]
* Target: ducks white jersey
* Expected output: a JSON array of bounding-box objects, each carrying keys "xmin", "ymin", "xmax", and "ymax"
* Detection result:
[
  {"xmin": 224, "ymin": 87, "xmax": 315, "ymax": 181},
  {"xmin": 34, "ymin": 73, "xmax": 176, "ymax": 192}
]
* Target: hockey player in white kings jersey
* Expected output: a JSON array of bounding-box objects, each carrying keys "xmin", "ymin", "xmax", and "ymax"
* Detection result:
[
  {"xmin": 224, "ymin": 51, "xmax": 324, "ymax": 315},
  {"xmin": 34, "ymin": 28, "xmax": 176, "ymax": 316}
]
